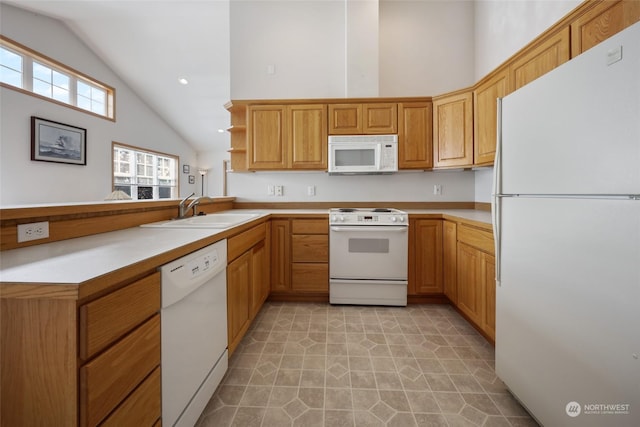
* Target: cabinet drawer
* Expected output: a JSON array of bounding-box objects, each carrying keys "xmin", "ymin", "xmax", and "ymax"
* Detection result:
[
  {"xmin": 458, "ymin": 224, "xmax": 494, "ymax": 254},
  {"xmin": 228, "ymin": 222, "xmax": 266, "ymax": 262},
  {"xmin": 80, "ymin": 315, "xmax": 161, "ymax": 427},
  {"xmin": 80, "ymin": 272, "xmax": 160, "ymax": 360},
  {"xmin": 292, "ymin": 235, "xmax": 328, "ymax": 262},
  {"xmin": 292, "ymin": 219, "xmax": 328, "ymax": 234},
  {"xmin": 101, "ymin": 366, "xmax": 161, "ymax": 427},
  {"xmin": 292, "ymin": 263, "xmax": 329, "ymax": 292}
]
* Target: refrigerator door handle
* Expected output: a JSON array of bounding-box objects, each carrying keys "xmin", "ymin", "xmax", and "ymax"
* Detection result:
[{"xmin": 492, "ymin": 98, "xmax": 503, "ymax": 286}]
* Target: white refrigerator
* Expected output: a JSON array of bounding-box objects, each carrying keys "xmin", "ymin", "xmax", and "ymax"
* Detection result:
[{"xmin": 493, "ymin": 22, "xmax": 640, "ymax": 427}]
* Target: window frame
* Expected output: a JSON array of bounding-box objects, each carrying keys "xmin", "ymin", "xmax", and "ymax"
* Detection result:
[
  {"xmin": 112, "ymin": 142, "xmax": 180, "ymax": 201},
  {"xmin": 0, "ymin": 35, "xmax": 115, "ymax": 121}
]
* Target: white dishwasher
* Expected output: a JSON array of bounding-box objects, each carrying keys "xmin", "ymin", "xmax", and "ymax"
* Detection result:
[{"xmin": 161, "ymin": 239, "xmax": 228, "ymax": 427}]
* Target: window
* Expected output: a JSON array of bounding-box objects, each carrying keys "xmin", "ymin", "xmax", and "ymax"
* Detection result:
[
  {"xmin": 0, "ymin": 36, "xmax": 115, "ymax": 120},
  {"xmin": 113, "ymin": 143, "xmax": 179, "ymax": 200}
]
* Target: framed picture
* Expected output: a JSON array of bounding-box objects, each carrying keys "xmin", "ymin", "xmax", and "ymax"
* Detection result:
[
  {"xmin": 188, "ymin": 175, "xmax": 195, "ymax": 184},
  {"xmin": 183, "ymin": 164, "xmax": 190, "ymax": 174},
  {"xmin": 31, "ymin": 116, "xmax": 86, "ymax": 165}
]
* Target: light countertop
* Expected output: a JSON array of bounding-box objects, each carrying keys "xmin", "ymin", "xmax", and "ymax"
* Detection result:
[{"xmin": 0, "ymin": 209, "xmax": 491, "ymax": 286}]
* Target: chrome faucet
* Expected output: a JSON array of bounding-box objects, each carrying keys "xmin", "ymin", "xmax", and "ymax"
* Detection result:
[
  {"xmin": 178, "ymin": 193, "xmax": 209, "ymax": 218},
  {"xmin": 177, "ymin": 192, "xmax": 195, "ymax": 218}
]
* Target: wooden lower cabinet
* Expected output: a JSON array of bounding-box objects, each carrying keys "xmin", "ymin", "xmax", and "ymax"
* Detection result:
[
  {"xmin": 227, "ymin": 250, "xmax": 252, "ymax": 355},
  {"xmin": 0, "ymin": 273, "xmax": 162, "ymax": 427},
  {"xmin": 482, "ymin": 254, "xmax": 496, "ymax": 340},
  {"xmin": 456, "ymin": 225, "xmax": 496, "ymax": 342},
  {"xmin": 409, "ymin": 219, "xmax": 443, "ymax": 295},
  {"xmin": 456, "ymin": 242, "xmax": 484, "ymax": 326},
  {"xmin": 227, "ymin": 222, "xmax": 270, "ymax": 355},
  {"xmin": 443, "ymin": 220, "xmax": 457, "ymax": 303},
  {"xmin": 270, "ymin": 217, "xmax": 329, "ymax": 298},
  {"xmin": 271, "ymin": 219, "xmax": 291, "ymax": 292}
]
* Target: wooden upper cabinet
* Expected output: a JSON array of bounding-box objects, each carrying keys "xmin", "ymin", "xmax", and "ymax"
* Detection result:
[
  {"xmin": 433, "ymin": 90, "xmax": 473, "ymax": 168},
  {"xmin": 328, "ymin": 103, "xmax": 362, "ymax": 134},
  {"xmin": 510, "ymin": 27, "xmax": 570, "ymax": 92},
  {"xmin": 473, "ymin": 68, "xmax": 509, "ymax": 166},
  {"xmin": 248, "ymin": 105, "xmax": 288, "ymax": 170},
  {"xmin": 289, "ymin": 104, "xmax": 327, "ymax": 169},
  {"xmin": 328, "ymin": 103, "xmax": 397, "ymax": 134},
  {"xmin": 571, "ymin": 0, "xmax": 640, "ymax": 57},
  {"xmin": 363, "ymin": 103, "xmax": 397, "ymax": 134},
  {"xmin": 248, "ymin": 104, "xmax": 327, "ymax": 170},
  {"xmin": 398, "ymin": 102, "xmax": 433, "ymax": 169}
]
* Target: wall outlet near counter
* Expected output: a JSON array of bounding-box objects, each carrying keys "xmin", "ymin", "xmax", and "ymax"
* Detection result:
[
  {"xmin": 433, "ymin": 184, "xmax": 442, "ymax": 195},
  {"xmin": 18, "ymin": 221, "xmax": 49, "ymax": 242}
]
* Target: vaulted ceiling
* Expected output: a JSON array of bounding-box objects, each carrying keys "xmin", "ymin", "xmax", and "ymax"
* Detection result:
[{"xmin": 7, "ymin": 0, "xmax": 231, "ymax": 152}]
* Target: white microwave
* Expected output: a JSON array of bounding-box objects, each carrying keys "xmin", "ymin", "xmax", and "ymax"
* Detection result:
[{"xmin": 328, "ymin": 134, "xmax": 398, "ymax": 175}]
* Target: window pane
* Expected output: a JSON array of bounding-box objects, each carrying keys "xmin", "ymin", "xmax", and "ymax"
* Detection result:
[
  {"xmin": 91, "ymin": 100, "xmax": 106, "ymax": 115},
  {"xmin": 0, "ymin": 47, "xmax": 22, "ymax": 71},
  {"xmin": 115, "ymin": 185, "xmax": 131, "ymax": 196},
  {"xmin": 52, "ymin": 85, "xmax": 69, "ymax": 103},
  {"xmin": 0, "ymin": 47, "xmax": 23, "ymax": 88},
  {"xmin": 52, "ymin": 70, "xmax": 69, "ymax": 90},
  {"xmin": 93, "ymin": 89, "xmax": 105, "ymax": 104},
  {"xmin": 0, "ymin": 66, "xmax": 22, "ymax": 87},
  {"xmin": 159, "ymin": 187, "xmax": 172, "ymax": 199},
  {"xmin": 77, "ymin": 80, "xmax": 91, "ymax": 97},
  {"xmin": 33, "ymin": 79, "xmax": 51, "ymax": 97},
  {"xmin": 77, "ymin": 95, "xmax": 91, "ymax": 110},
  {"xmin": 138, "ymin": 186, "xmax": 153, "ymax": 199},
  {"xmin": 33, "ymin": 62, "xmax": 51, "ymax": 82}
]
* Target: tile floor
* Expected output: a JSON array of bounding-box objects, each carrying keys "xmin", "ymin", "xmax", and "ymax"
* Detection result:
[{"xmin": 196, "ymin": 302, "xmax": 538, "ymax": 427}]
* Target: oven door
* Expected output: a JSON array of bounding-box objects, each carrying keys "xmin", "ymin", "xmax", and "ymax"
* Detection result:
[{"xmin": 329, "ymin": 225, "xmax": 408, "ymax": 280}]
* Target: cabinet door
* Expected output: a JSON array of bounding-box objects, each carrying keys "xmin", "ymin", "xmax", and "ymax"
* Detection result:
[
  {"xmin": 398, "ymin": 102, "xmax": 433, "ymax": 169},
  {"xmin": 328, "ymin": 103, "xmax": 362, "ymax": 134},
  {"xmin": 443, "ymin": 221, "xmax": 457, "ymax": 303},
  {"xmin": 571, "ymin": 0, "xmax": 640, "ymax": 57},
  {"xmin": 248, "ymin": 105, "xmax": 288, "ymax": 169},
  {"xmin": 363, "ymin": 103, "xmax": 397, "ymax": 134},
  {"xmin": 433, "ymin": 91, "xmax": 473, "ymax": 168},
  {"xmin": 227, "ymin": 251, "xmax": 251, "ymax": 355},
  {"xmin": 510, "ymin": 27, "xmax": 570, "ymax": 91},
  {"xmin": 456, "ymin": 242, "xmax": 483, "ymax": 326},
  {"xmin": 290, "ymin": 104, "xmax": 328, "ymax": 169},
  {"xmin": 474, "ymin": 69, "xmax": 509, "ymax": 166},
  {"xmin": 482, "ymin": 253, "xmax": 496, "ymax": 342},
  {"xmin": 271, "ymin": 219, "xmax": 291, "ymax": 292},
  {"xmin": 410, "ymin": 220, "xmax": 443, "ymax": 295},
  {"xmin": 250, "ymin": 240, "xmax": 268, "ymax": 319},
  {"xmin": 291, "ymin": 264, "xmax": 329, "ymax": 293}
]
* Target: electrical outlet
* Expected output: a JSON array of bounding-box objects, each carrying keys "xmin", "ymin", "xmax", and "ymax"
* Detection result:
[
  {"xmin": 275, "ymin": 185, "xmax": 283, "ymax": 196},
  {"xmin": 433, "ymin": 184, "xmax": 442, "ymax": 195},
  {"xmin": 307, "ymin": 185, "xmax": 316, "ymax": 196},
  {"xmin": 17, "ymin": 221, "xmax": 49, "ymax": 242}
]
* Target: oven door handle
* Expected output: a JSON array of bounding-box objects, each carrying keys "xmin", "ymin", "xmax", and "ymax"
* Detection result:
[{"xmin": 330, "ymin": 226, "xmax": 408, "ymax": 232}]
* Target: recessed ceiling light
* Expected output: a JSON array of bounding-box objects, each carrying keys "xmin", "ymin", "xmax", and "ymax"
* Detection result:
[{"xmin": 178, "ymin": 77, "xmax": 189, "ymax": 85}]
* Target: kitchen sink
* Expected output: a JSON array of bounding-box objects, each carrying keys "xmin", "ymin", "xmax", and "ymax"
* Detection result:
[{"xmin": 142, "ymin": 212, "xmax": 262, "ymax": 229}]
